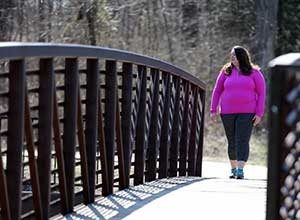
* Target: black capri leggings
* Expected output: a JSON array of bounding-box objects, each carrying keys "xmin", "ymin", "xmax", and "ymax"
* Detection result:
[{"xmin": 221, "ymin": 113, "xmax": 255, "ymax": 162}]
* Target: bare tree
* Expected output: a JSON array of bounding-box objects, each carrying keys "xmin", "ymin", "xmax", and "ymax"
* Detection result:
[
  {"xmin": 254, "ymin": 0, "xmax": 279, "ymax": 72},
  {"xmin": 0, "ymin": 0, "xmax": 16, "ymax": 41},
  {"xmin": 159, "ymin": 0, "xmax": 175, "ymax": 62},
  {"xmin": 47, "ymin": 0, "xmax": 53, "ymax": 42},
  {"xmin": 181, "ymin": 0, "xmax": 199, "ymax": 48},
  {"xmin": 275, "ymin": 0, "xmax": 300, "ymax": 55},
  {"xmin": 16, "ymin": 0, "xmax": 25, "ymax": 41},
  {"xmin": 86, "ymin": 0, "xmax": 98, "ymax": 45},
  {"xmin": 38, "ymin": 0, "xmax": 46, "ymax": 42}
]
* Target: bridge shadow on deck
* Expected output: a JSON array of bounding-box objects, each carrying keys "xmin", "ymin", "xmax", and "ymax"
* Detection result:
[
  {"xmin": 60, "ymin": 177, "xmax": 209, "ymax": 220},
  {"xmin": 55, "ymin": 161, "xmax": 267, "ymax": 220}
]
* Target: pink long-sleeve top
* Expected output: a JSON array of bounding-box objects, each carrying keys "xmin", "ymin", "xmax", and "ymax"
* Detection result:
[{"xmin": 210, "ymin": 67, "xmax": 266, "ymax": 117}]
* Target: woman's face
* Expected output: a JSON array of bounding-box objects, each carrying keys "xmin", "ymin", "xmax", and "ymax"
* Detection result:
[{"xmin": 230, "ymin": 50, "xmax": 239, "ymax": 67}]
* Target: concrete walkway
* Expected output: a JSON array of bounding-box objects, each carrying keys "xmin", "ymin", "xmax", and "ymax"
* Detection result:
[{"xmin": 57, "ymin": 161, "xmax": 267, "ymax": 220}]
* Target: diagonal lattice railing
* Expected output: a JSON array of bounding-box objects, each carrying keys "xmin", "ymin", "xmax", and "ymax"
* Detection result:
[
  {"xmin": 0, "ymin": 42, "xmax": 206, "ymax": 220},
  {"xmin": 267, "ymin": 53, "xmax": 300, "ymax": 220}
]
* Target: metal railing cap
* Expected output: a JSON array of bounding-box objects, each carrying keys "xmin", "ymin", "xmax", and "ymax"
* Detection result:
[
  {"xmin": 269, "ymin": 53, "xmax": 300, "ymax": 68},
  {"xmin": 0, "ymin": 42, "xmax": 206, "ymax": 90}
]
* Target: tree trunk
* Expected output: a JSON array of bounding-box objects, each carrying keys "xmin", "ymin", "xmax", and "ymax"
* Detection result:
[
  {"xmin": 254, "ymin": 0, "xmax": 279, "ymax": 72},
  {"xmin": 86, "ymin": 0, "xmax": 98, "ymax": 45},
  {"xmin": 38, "ymin": 0, "xmax": 46, "ymax": 42},
  {"xmin": 57, "ymin": 0, "xmax": 63, "ymax": 17},
  {"xmin": 150, "ymin": 0, "xmax": 160, "ymax": 52},
  {"xmin": 47, "ymin": 0, "xmax": 53, "ymax": 42},
  {"xmin": 17, "ymin": 0, "xmax": 25, "ymax": 41},
  {"xmin": 0, "ymin": 0, "xmax": 15, "ymax": 41},
  {"xmin": 275, "ymin": 0, "xmax": 300, "ymax": 55},
  {"xmin": 159, "ymin": 0, "xmax": 175, "ymax": 62},
  {"xmin": 181, "ymin": 0, "xmax": 199, "ymax": 48}
]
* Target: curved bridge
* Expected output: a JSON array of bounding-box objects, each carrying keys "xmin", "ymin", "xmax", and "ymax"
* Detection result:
[{"xmin": 0, "ymin": 43, "xmax": 206, "ymax": 219}]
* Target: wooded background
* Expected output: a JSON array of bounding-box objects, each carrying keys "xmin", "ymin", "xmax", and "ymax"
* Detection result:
[{"xmin": 0, "ymin": 0, "xmax": 299, "ymax": 161}]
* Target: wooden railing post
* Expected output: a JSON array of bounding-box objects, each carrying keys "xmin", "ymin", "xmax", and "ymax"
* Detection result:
[
  {"xmin": 7, "ymin": 59, "xmax": 25, "ymax": 220},
  {"xmin": 134, "ymin": 65, "xmax": 147, "ymax": 185},
  {"xmin": 53, "ymin": 88, "xmax": 69, "ymax": 214},
  {"xmin": 169, "ymin": 77, "xmax": 181, "ymax": 177},
  {"xmin": 196, "ymin": 90, "xmax": 205, "ymax": 176},
  {"xmin": 0, "ymin": 117, "xmax": 11, "ymax": 220},
  {"xmin": 38, "ymin": 58, "xmax": 54, "ymax": 219},
  {"xmin": 179, "ymin": 81, "xmax": 190, "ymax": 176},
  {"xmin": 77, "ymin": 85, "xmax": 90, "ymax": 204},
  {"xmin": 98, "ymin": 86, "xmax": 109, "ymax": 196},
  {"xmin": 188, "ymin": 86, "xmax": 199, "ymax": 176},
  {"xmin": 146, "ymin": 69, "xmax": 160, "ymax": 182},
  {"xmin": 85, "ymin": 58, "xmax": 99, "ymax": 202},
  {"xmin": 158, "ymin": 73, "xmax": 171, "ymax": 179},
  {"xmin": 121, "ymin": 63, "xmax": 133, "ymax": 187},
  {"xmin": 115, "ymin": 88, "xmax": 126, "ymax": 189},
  {"xmin": 63, "ymin": 58, "xmax": 79, "ymax": 211},
  {"xmin": 104, "ymin": 60, "xmax": 117, "ymax": 194},
  {"xmin": 266, "ymin": 66, "xmax": 286, "ymax": 220}
]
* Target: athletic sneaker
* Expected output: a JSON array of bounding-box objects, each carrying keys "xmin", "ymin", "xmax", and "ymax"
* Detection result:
[
  {"xmin": 236, "ymin": 168, "xmax": 244, "ymax": 179},
  {"xmin": 229, "ymin": 168, "xmax": 237, "ymax": 179}
]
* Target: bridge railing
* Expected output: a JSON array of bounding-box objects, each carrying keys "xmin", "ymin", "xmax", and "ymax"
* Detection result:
[
  {"xmin": 0, "ymin": 42, "xmax": 206, "ymax": 219},
  {"xmin": 267, "ymin": 53, "xmax": 300, "ymax": 220}
]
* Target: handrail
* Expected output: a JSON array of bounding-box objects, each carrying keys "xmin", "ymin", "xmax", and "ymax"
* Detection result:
[
  {"xmin": 268, "ymin": 53, "xmax": 300, "ymax": 67},
  {"xmin": 0, "ymin": 42, "xmax": 206, "ymax": 219},
  {"xmin": 0, "ymin": 42, "xmax": 205, "ymax": 89},
  {"xmin": 267, "ymin": 53, "xmax": 300, "ymax": 220}
]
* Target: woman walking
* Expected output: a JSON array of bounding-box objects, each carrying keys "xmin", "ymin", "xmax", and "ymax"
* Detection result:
[{"xmin": 210, "ymin": 46, "xmax": 266, "ymax": 179}]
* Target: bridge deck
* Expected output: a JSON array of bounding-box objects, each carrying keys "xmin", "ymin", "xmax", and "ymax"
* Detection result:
[{"xmin": 53, "ymin": 161, "xmax": 267, "ymax": 220}]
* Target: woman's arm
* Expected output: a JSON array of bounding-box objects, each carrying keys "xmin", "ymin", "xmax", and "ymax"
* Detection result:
[
  {"xmin": 253, "ymin": 69, "xmax": 266, "ymax": 117},
  {"xmin": 210, "ymin": 71, "xmax": 226, "ymax": 114}
]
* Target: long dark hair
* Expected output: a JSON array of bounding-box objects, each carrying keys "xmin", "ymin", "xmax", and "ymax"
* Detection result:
[{"xmin": 222, "ymin": 46, "xmax": 258, "ymax": 76}]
